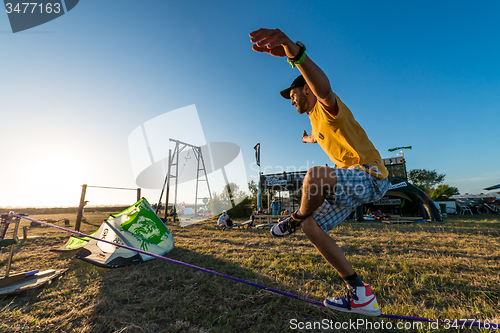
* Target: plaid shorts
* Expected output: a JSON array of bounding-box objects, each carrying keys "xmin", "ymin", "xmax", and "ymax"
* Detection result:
[{"xmin": 313, "ymin": 166, "xmax": 389, "ymax": 234}]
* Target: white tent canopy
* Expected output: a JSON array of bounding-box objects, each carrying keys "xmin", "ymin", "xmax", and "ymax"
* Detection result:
[{"xmin": 450, "ymin": 193, "xmax": 500, "ymax": 201}]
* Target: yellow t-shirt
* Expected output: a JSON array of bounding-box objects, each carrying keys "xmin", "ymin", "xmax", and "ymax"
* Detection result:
[{"xmin": 308, "ymin": 94, "xmax": 388, "ymax": 180}]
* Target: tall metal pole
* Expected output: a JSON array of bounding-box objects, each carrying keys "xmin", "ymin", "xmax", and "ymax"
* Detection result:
[
  {"xmin": 401, "ymin": 149, "xmax": 407, "ymax": 180},
  {"xmin": 257, "ymin": 171, "xmax": 262, "ymax": 210},
  {"xmin": 196, "ymin": 145, "xmax": 212, "ymax": 218},
  {"xmin": 174, "ymin": 142, "xmax": 180, "ymax": 214},
  {"xmin": 165, "ymin": 149, "xmax": 172, "ymax": 219},
  {"xmin": 257, "ymin": 144, "xmax": 262, "ymax": 211},
  {"xmin": 194, "ymin": 147, "xmax": 200, "ymax": 217},
  {"xmin": 199, "ymin": 146, "xmax": 212, "ymax": 200},
  {"xmin": 267, "ymin": 189, "xmax": 271, "ymax": 214}
]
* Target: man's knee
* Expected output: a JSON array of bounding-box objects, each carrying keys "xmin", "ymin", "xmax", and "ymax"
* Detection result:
[
  {"xmin": 301, "ymin": 216, "xmax": 323, "ymax": 235},
  {"xmin": 304, "ymin": 166, "xmax": 336, "ymax": 189}
]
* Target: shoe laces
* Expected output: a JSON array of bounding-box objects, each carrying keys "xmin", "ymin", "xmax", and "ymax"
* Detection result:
[
  {"xmin": 345, "ymin": 286, "xmax": 359, "ymax": 310},
  {"xmin": 281, "ymin": 215, "xmax": 301, "ymax": 232}
]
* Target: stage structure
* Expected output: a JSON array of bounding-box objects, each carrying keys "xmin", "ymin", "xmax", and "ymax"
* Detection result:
[
  {"xmin": 259, "ymin": 166, "xmax": 442, "ymax": 221},
  {"xmin": 157, "ymin": 139, "xmax": 212, "ymax": 219},
  {"xmin": 382, "ymin": 156, "xmax": 408, "ymax": 180},
  {"xmin": 259, "ymin": 171, "xmax": 307, "ymax": 213}
]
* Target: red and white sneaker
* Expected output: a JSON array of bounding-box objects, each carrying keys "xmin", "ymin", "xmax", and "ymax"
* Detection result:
[{"xmin": 324, "ymin": 284, "xmax": 381, "ymax": 317}]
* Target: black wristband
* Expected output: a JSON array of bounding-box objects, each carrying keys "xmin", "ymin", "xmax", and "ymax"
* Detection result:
[{"xmin": 288, "ymin": 41, "xmax": 306, "ymax": 62}]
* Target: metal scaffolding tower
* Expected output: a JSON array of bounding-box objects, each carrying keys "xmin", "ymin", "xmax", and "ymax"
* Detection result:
[{"xmin": 157, "ymin": 139, "xmax": 212, "ymax": 219}]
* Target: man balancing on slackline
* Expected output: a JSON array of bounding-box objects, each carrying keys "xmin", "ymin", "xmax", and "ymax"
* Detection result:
[{"xmin": 249, "ymin": 28, "xmax": 389, "ymax": 317}]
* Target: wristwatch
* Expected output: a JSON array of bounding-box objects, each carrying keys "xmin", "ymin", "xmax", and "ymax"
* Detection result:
[
  {"xmin": 289, "ymin": 41, "xmax": 306, "ymax": 61},
  {"xmin": 287, "ymin": 41, "xmax": 306, "ymax": 68}
]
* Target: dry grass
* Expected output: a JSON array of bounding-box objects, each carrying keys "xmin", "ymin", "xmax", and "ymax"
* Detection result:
[{"xmin": 0, "ymin": 212, "xmax": 499, "ymax": 332}]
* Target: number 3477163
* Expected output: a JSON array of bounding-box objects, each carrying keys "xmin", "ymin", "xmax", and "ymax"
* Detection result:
[{"xmin": 5, "ymin": 3, "xmax": 61, "ymax": 14}]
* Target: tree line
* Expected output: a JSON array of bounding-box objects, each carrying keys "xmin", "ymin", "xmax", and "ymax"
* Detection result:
[{"xmin": 408, "ymin": 169, "xmax": 460, "ymax": 200}]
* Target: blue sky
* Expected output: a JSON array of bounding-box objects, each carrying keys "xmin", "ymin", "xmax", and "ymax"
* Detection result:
[{"xmin": 1, "ymin": 0, "xmax": 499, "ymax": 207}]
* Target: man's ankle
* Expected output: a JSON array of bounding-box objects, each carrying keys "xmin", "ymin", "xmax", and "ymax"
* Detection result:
[
  {"xmin": 343, "ymin": 272, "xmax": 364, "ymax": 287},
  {"xmin": 294, "ymin": 209, "xmax": 309, "ymax": 220}
]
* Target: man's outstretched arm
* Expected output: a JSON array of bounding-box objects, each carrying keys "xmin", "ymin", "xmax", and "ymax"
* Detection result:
[
  {"xmin": 250, "ymin": 28, "xmax": 337, "ymax": 111},
  {"xmin": 302, "ymin": 130, "xmax": 317, "ymax": 143}
]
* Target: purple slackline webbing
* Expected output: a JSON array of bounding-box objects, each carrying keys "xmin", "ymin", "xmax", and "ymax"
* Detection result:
[{"xmin": 14, "ymin": 214, "xmax": 483, "ymax": 328}]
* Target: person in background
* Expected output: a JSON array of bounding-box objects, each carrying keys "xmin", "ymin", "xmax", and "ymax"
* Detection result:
[
  {"xmin": 217, "ymin": 210, "xmax": 231, "ymax": 230},
  {"xmin": 271, "ymin": 198, "xmax": 281, "ymax": 215}
]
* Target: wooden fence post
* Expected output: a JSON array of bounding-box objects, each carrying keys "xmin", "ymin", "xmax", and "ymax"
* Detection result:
[{"xmin": 75, "ymin": 184, "xmax": 87, "ymax": 232}]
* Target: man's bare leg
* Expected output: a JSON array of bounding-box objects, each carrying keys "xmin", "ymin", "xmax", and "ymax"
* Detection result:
[
  {"xmin": 297, "ymin": 166, "xmax": 358, "ymax": 279},
  {"xmin": 297, "ymin": 166, "xmax": 336, "ymax": 216},
  {"xmin": 296, "ymin": 168, "xmax": 380, "ymax": 316},
  {"xmin": 301, "ymin": 216, "xmax": 354, "ymax": 277}
]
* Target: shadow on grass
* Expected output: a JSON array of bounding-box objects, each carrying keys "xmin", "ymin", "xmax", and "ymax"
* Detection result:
[
  {"xmin": 87, "ymin": 247, "xmax": 342, "ymax": 333},
  {"xmin": 83, "ymin": 244, "xmax": 412, "ymax": 333}
]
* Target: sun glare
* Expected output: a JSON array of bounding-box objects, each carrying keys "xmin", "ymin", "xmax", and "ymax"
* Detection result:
[{"xmin": 14, "ymin": 149, "xmax": 88, "ymax": 207}]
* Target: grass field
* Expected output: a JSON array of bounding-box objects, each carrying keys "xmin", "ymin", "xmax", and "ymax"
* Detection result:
[{"xmin": 0, "ymin": 211, "xmax": 499, "ymax": 332}]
